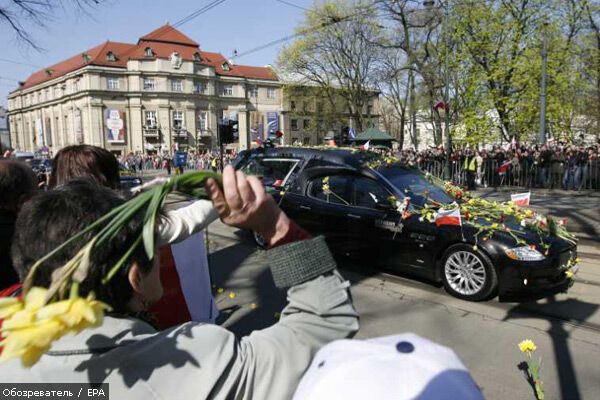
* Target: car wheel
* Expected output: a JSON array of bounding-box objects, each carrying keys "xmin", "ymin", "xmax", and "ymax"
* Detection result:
[
  {"xmin": 253, "ymin": 231, "xmax": 266, "ymax": 248},
  {"xmin": 440, "ymin": 244, "xmax": 498, "ymax": 301}
]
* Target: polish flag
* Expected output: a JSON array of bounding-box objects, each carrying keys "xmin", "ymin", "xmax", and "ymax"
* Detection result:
[
  {"xmin": 362, "ymin": 140, "xmax": 371, "ymax": 151},
  {"xmin": 435, "ymin": 208, "xmax": 462, "ymax": 226},
  {"xmin": 150, "ymin": 232, "xmax": 218, "ymax": 329},
  {"xmin": 497, "ymin": 160, "xmax": 511, "ymax": 175},
  {"xmin": 511, "ymin": 192, "xmax": 531, "ymax": 207}
]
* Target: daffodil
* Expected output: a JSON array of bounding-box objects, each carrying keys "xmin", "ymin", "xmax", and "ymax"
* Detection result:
[
  {"xmin": 565, "ymin": 270, "xmax": 574, "ymax": 279},
  {"xmin": 0, "ymin": 297, "xmax": 23, "ymax": 320},
  {"xmin": 518, "ymin": 339, "xmax": 537, "ymax": 354}
]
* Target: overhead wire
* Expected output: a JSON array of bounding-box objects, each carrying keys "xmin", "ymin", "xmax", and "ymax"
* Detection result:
[{"xmin": 231, "ymin": 0, "xmax": 379, "ymax": 60}]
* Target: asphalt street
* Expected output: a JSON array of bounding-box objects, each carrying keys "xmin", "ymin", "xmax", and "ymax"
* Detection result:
[{"xmin": 206, "ymin": 222, "xmax": 600, "ymax": 400}]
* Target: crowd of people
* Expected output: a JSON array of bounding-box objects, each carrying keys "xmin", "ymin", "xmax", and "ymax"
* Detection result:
[
  {"xmin": 397, "ymin": 142, "xmax": 600, "ymax": 191},
  {"xmin": 118, "ymin": 150, "xmax": 239, "ymax": 175}
]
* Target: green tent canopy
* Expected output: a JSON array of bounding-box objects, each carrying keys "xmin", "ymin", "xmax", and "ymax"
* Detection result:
[{"xmin": 351, "ymin": 128, "xmax": 395, "ymax": 147}]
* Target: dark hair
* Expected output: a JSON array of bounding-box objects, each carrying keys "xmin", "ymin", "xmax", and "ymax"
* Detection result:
[
  {"xmin": 0, "ymin": 160, "xmax": 37, "ymax": 212},
  {"xmin": 12, "ymin": 179, "xmax": 151, "ymax": 312},
  {"xmin": 49, "ymin": 145, "xmax": 120, "ymax": 190}
]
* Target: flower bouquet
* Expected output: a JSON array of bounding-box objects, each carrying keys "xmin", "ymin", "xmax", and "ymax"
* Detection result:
[{"xmin": 0, "ymin": 171, "xmax": 221, "ymax": 367}]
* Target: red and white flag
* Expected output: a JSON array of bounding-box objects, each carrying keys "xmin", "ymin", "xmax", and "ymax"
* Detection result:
[
  {"xmin": 511, "ymin": 192, "xmax": 531, "ymax": 207},
  {"xmin": 435, "ymin": 208, "xmax": 462, "ymax": 226},
  {"xmin": 497, "ymin": 160, "xmax": 511, "ymax": 175},
  {"xmin": 150, "ymin": 232, "xmax": 218, "ymax": 329}
]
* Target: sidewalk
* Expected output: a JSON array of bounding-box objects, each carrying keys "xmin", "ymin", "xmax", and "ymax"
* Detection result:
[{"xmin": 474, "ymin": 187, "xmax": 600, "ymax": 241}]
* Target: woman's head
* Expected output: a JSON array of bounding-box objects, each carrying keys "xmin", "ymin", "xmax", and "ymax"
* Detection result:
[
  {"xmin": 12, "ymin": 179, "xmax": 162, "ymax": 313},
  {"xmin": 49, "ymin": 145, "xmax": 120, "ymax": 190}
]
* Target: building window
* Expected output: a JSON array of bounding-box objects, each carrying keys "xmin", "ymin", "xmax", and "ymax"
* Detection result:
[
  {"xmin": 173, "ymin": 110, "xmax": 184, "ymax": 130},
  {"xmin": 248, "ymin": 86, "xmax": 258, "ymax": 98},
  {"xmin": 197, "ymin": 111, "xmax": 208, "ymax": 132},
  {"xmin": 144, "ymin": 47, "xmax": 154, "ymax": 57},
  {"xmin": 267, "ymin": 88, "xmax": 276, "ymax": 99},
  {"xmin": 290, "ymin": 100, "xmax": 296, "ymax": 110},
  {"xmin": 107, "ymin": 77, "xmax": 120, "ymax": 90},
  {"xmin": 222, "ymin": 62, "xmax": 230, "ymax": 71},
  {"xmin": 221, "ymin": 84, "xmax": 233, "ymax": 96},
  {"xmin": 145, "ymin": 111, "xmax": 157, "ymax": 128},
  {"xmin": 171, "ymin": 79, "xmax": 183, "ymax": 92},
  {"xmin": 291, "ymin": 119, "xmax": 298, "ymax": 131},
  {"xmin": 106, "ymin": 51, "xmax": 117, "ymax": 62},
  {"xmin": 194, "ymin": 80, "xmax": 207, "ymax": 94},
  {"xmin": 143, "ymin": 78, "xmax": 155, "ymax": 91},
  {"xmin": 303, "ymin": 119, "xmax": 310, "ymax": 129},
  {"xmin": 73, "ymin": 78, "xmax": 80, "ymax": 92},
  {"xmin": 193, "ymin": 52, "xmax": 202, "ymax": 62}
]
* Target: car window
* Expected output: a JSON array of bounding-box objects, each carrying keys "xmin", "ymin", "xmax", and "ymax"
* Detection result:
[
  {"xmin": 309, "ymin": 175, "xmax": 352, "ymax": 205},
  {"xmin": 352, "ymin": 177, "xmax": 390, "ymax": 208},
  {"xmin": 379, "ymin": 167, "xmax": 454, "ymax": 207},
  {"xmin": 242, "ymin": 158, "xmax": 300, "ymax": 187}
]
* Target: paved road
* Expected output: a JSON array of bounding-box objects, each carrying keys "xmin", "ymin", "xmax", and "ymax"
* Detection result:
[{"xmin": 206, "ymin": 221, "xmax": 600, "ymax": 400}]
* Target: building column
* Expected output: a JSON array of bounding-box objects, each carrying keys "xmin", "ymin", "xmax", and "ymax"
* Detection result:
[
  {"xmin": 158, "ymin": 105, "xmax": 171, "ymax": 154},
  {"xmin": 208, "ymin": 102, "xmax": 218, "ymax": 151},
  {"xmin": 129, "ymin": 100, "xmax": 144, "ymax": 154},
  {"xmin": 280, "ymin": 113, "xmax": 292, "ymax": 146},
  {"xmin": 237, "ymin": 109, "xmax": 250, "ymax": 150}
]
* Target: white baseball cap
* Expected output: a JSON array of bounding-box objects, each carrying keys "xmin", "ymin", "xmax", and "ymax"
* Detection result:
[{"xmin": 293, "ymin": 333, "xmax": 484, "ymax": 400}]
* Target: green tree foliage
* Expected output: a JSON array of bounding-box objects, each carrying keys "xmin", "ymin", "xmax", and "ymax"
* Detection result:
[{"xmin": 277, "ymin": 0, "xmax": 383, "ymax": 132}]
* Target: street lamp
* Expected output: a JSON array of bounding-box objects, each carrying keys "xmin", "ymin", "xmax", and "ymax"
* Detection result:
[{"xmin": 424, "ymin": 0, "xmax": 452, "ymax": 180}]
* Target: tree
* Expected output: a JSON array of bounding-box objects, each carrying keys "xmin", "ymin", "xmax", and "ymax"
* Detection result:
[
  {"xmin": 0, "ymin": 0, "xmax": 102, "ymax": 49},
  {"xmin": 277, "ymin": 0, "xmax": 383, "ymax": 132}
]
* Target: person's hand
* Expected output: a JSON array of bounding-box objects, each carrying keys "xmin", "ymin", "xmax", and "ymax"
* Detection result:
[{"xmin": 205, "ymin": 165, "xmax": 291, "ymax": 246}]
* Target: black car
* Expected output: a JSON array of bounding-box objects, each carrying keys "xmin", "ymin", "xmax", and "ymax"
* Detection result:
[{"xmin": 235, "ymin": 147, "xmax": 577, "ymax": 301}]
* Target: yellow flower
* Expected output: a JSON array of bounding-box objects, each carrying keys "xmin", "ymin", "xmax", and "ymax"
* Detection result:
[
  {"xmin": 491, "ymin": 223, "xmax": 499, "ymax": 230},
  {"xmin": 217, "ymin": 288, "xmax": 224, "ymax": 294},
  {"xmin": 228, "ymin": 292, "xmax": 236, "ymax": 299},
  {"xmin": 0, "ymin": 318, "xmax": 63, "ymax": 367},
  {"xmin": 0, "ymin": 288, "xmax": 111, "ymax": 367},
  {"xmin": 322, "ymin": 184, "xmax": 330, "ymax": 193},
  {"xmin": 518, "ymin": 339, "xmax": 537, "ymax": 354},
  {"xmin": 565, "ymin": 270, "xmax": 574, "ymax": 279},
  {"xmin": 0, "ymin": 297, "xmax": 23, "ymax": 320},
  {"xmin": 250, "ymin": 303, "xmax": 258, "ymax": 310}
]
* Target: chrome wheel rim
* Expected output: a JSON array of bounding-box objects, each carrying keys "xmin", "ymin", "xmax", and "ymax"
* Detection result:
[
  {"xmin": 444, "ymin": 251, "xmax": 487, "ymax": 296},
  {"xmin": 253, "ymin": 231, "xmax": 266, "ymax": 247}
]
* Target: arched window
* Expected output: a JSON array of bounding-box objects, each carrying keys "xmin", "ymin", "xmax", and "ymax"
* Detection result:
[
  {"xmin": 144, "ymin": 47, "xmax": 154, "ymax": 57},
  {"xmin": 221, "ymin": 62, "xmax": 230, "ymax": 71},
  {"xmin": 193, "ymin": 52, "xmax": 201, "ymax": 62}
]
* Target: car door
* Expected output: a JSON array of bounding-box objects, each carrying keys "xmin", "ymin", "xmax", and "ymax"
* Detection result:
[
  {"xmin": 296, "ymin": 173, "xmax": 355, "ymax": 254},
  {"xmin": 348, "ymin": 175, "xmax": 438, "ymax": 275},
  {"xmin": 345, "ymin": 176, "xmax": 395, "ymax": 259}
]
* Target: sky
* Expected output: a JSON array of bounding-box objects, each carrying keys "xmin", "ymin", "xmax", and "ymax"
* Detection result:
[{"xmin": 0, "ymin": 0, "xmax": 313, "ymax": 106}]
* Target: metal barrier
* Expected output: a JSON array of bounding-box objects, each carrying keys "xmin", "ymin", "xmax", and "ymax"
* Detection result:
[{"xmin": 418, "ymin": 159, "xmax": 600, "ymax": 190}]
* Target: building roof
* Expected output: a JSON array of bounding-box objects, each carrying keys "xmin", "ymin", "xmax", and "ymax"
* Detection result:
[
  {"xmin": 138, "ymin": 24, "xmax": 199, "ymax": 47},
  {"xmin": 15, "ymin": 25, "xmax": 277, "ymax": 91}
]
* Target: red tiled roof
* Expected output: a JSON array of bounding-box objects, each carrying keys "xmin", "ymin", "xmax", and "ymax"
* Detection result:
[
  {"xmin": 20, "ymin": 41, "xmax": 134, "ymax": 89},
  {"xmin": 138, "ymin": 24, "xmax": 199, "ymax": 47},
  {"xmin": 17, "ymin": 26, "xmax": 277, "ymax": 90}
]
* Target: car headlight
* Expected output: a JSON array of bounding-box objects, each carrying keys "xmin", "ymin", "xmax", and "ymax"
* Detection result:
[{"xmin": 505, "ymin": 246, "xmax": 545, "ymax": 261}]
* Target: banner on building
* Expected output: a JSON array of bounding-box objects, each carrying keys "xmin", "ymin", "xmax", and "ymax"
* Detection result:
[
  {"xmin": 105, "ymin": 109, "xmax": 127, "ymax": 143},
  {"xmin": 44, "ymin": 117, "xmax": 52, "ymax": 146},
  {"xmin": 267, "ymin": 112, "xmax": 279, "ymax": 135}
]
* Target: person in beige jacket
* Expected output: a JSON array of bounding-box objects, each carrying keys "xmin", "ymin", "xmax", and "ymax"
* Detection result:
[{"xmin": 3, "ymin": 166, "xmax": 359, "ymax": 399}]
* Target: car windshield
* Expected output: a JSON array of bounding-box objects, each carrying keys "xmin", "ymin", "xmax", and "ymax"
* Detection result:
[{"xmin": 378, "ymin": 166, "xmax": 455, "ymax": 207}]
